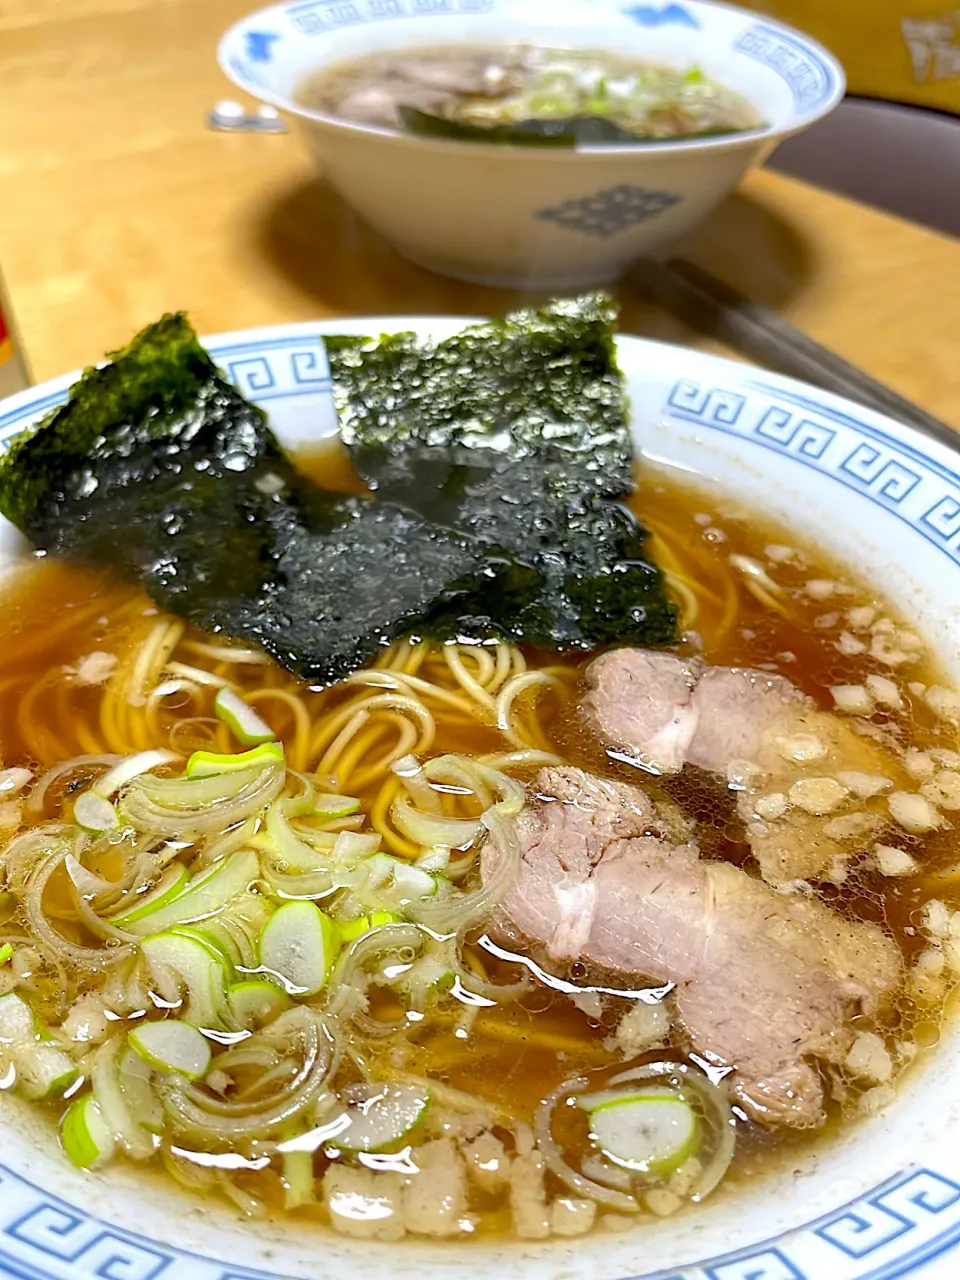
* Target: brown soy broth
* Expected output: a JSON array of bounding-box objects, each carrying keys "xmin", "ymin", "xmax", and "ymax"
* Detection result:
[
  {"xmin": 296, "ymin": 43, "xmax": 762, "ymax": 139},
  {"xmin": 635, "ymin": 472, "xmax": 960, "ymax": 953},
  {"xmin": 0, "ymin": 449, "xmax": 957, "ymax": 1232}
]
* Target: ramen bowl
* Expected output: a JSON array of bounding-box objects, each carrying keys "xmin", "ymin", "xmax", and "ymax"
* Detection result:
[
  {"xmin": 218, "ymin": 0, "xmax": 844, "ymax": 289},
  {"xmin": 0, "ymin": 320, "xmax": 958, "ymax": 1279}
]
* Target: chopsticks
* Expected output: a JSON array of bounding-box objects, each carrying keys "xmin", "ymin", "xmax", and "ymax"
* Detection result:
[{"xmin": 631, "ymin": 257, "xmax": 960, "ymax": 452}]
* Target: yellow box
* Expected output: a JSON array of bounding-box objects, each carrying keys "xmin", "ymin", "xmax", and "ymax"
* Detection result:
[{"xmin": 750, "ymin": 2, "xmax": 960, "ymax": 113}]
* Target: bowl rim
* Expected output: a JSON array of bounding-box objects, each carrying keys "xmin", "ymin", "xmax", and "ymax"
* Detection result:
[{"xmin": 217, "ymin": 0, "xmax": 846, "ymax": 158}]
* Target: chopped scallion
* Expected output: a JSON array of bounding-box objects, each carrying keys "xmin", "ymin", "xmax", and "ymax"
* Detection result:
[
  {"xmin": 186, "ymin": 741, "xmax": 284, "ymax": 778},
  {"xmin": 214, "ymin": 687, "xmax": 276, "ymax": 746},
  {"xmin": 258, "ymin": 901, "xmax": 340, "ymax": 996}
]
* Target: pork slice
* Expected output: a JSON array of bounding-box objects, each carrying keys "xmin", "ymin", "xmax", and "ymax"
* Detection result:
[
  {"xmin": 686, "ymin": 666, "xmax": 811, "ymax": 773},
  {"xmin": 484, "ymin": 767, "xmax": 901, "ymax": 1128},
  {"xmin": 484, "ymin": 767, "xmax": 659, "ymax": 961},
  {"xmin": 389, "ymin": 57, "xmax": 494, "ymax": 95},
  {"xmin": 580, "ymin": 649, "xmax": 702, "ymax": 775},
  {"xmin": 590, "ymin": 855, "xmax": 897, "ymax": 1125},
  {"xmin": 335, "ymin": 81, "xmax": 456, "ymax": 127},
  {"xmin": 579, "ymin": 651, "xmax": 894, "ymax": 886}
]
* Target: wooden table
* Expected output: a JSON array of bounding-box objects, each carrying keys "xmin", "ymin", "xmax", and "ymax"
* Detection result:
[{"xmin": 1, "ymin": 0, "xmax": 959, "ymax": 427}]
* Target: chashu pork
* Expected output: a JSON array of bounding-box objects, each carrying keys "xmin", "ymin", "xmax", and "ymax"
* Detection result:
[
  {"xmin": 580, "ymin": 649, "xmax": 902, "ymax": 884},
  {"xmin": 482, "ymin": 766, "xmax": 901, "ymax": 1128}
]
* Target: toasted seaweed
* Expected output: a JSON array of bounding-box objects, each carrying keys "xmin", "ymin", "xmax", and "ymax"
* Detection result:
[
  {"xmin": 0, "ymin": 314, "xmax": 537, "ymax": 684},
  {"xmin": 0, "ymin": 301, "xmax": 677, "ymax": 683},
  {"xmin": 397, "ymin": 106, "xmax": 749, "ymax": 147},
  {"xmin": 328, "ymin": 295, "xmax": 678, "ymax": 649}
]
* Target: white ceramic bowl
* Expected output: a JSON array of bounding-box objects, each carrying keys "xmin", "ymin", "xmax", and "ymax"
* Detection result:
[
  {"xmin": 0, "ymin": 322, "xmax": 959, "ymax": 1279},
  {"xmin": 218, "ymin": 0, "xmax": 844, "ymax": 289}
]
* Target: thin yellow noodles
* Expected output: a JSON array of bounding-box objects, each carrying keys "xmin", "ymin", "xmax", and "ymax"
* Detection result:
[
  {"xmin": 666, "ymin": 574, "xmax": 700, "ymax": 628},
  {"xmin": 17, "ymin": 675, "xmax": 72, "ymax": 765},
  {"xmin": 495, "ymin": 671, "xmax": 562, "ymax": 749},
  {"xmin": 127, "ymin": 621, "xmax": 185, "ymax": 706},
  {"xmin": 645, "ymin": 516, "xmax": 740, "ymax": 641},
  {"xmin": 164, "ymin": 662, "xmax": 232, "ymax": 689},
  {"xmin": 143, "ymin": 680, "xmax": 202, "ymax": 747},
  {"xmin": 442, "ymin": 646, "xmax": 497, "ymax": 712},
  {"xmin": 180, "ymin": 639, "xmax": 271, "ymax": 665},
  {"xmin": 491, "ymin": 641, "xmax": 513, "ymax": 691},
  {"xmin": 648, "ymin": 528, "xmax": 726, "ymax": 607},
  {"xmin": 316, "ymin": 710, "xmax": 371, "ymax": 779},
  {"xmin": 53, "ymin": 681, "xmax": 85, "ymax": 759},
  {"xmin": 334, "ymin": 715, "xmax": 420, "ymax": 792},
  {"xmin": 4, "ymin": 586, "xmax": 584, "ymax": 811},
  {"xmin": 350, "ymin": 669, "xmax": 479, "ymax": 719},
  {"xmin": 370, "ymin": 775, "xmax": 420, "ymax": 858}
]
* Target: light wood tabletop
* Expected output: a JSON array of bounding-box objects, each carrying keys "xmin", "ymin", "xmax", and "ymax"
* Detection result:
[{"xmin": 1, "ymin": 0, "xmax": 958, "ymax": 426}]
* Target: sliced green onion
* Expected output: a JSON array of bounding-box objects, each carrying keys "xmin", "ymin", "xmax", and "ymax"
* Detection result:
[
  {"xmin": 179, "ymin": 894, "xmax": 270, "ymax": 969},
  {"xmin": 121, "ymin": 849, "xmax": 258, "ymax": 936},
  {"xmin": 129, "ymin": 1020, "xmax": 212, "ymax": 1079},
  {"xmin": 397, "ymin": 952, "xmax": 455, "ymax": 1007},
  {"xmin": 18, "ymin": 1043, "xmax": 79, "ymax": 1099},
  {"xmin": 336, "ymin": 910, "xmax": 401, "ymax": 944},
  {"xmin": 90, "ymin": 1038, "xmax": 156, "ymax": 1161},
  {"xmin": 65, "ymin": 855, "xmax": 115, "ymax": 899},
  {"xmin": 332, "ymin": 830, "xmax": 380, "ymax": 867},
  {"xmin": 265, "ymin": 799, "xmax": 330, "ymax": 873},
  {"xmin": 214, "ymin": 687, "xmax": 276, "ymax": 746},
  {"xmin": 73, "ymin": 792, "xmax": 121, "ymax": 833},
  {"xmin": 313, "ymin": 794, "xmax": 361, "ymax": 821},
  {"xmin": 581, "ymin": 1087, "xmax": 699, "ymax": 1176},
  {"xmin": 227, "ymin": 979, "xmax": 293, "ymax": 1029},
  {"xmin": 391, "ymin": 795, "xmax": 480, "ymax": 851},
  {"xmin": 0, "ymin": 994, "xmax": 78, "ymax": 1096},
  {"xmin": 93, "ymin": 749, "xmax": 180, "ymax": 799},
  {"xmin": 120, "ymin": 762, "xmax": 283, "ymax": 839},
  {"xmin": 108, "ymin": 862, "xmax": 190, "ymax": 928},
  {"xmin": 282, "ymin": 1149, "xmax": 316, "ymax": 1209},
  {"xmin": 415, "ymin": 846, "xmax": 451, "ymax": 873},
  {"xmin": 186, "ymin": 741, "xmax": 284, "ymax": 778},
  {"xmin": 140, "ymin": 931, "xmax": 231, "ymax": 1027},
  {"xmin": 363, "ymin": 853, "xmax": 439, "ymax": 903},
  {"xmin": 169, "ymin": 925, "xmax": 235, "ymax": 965},
  {"xmin": 118, "ymin": 1047, "xmax": 164, "ymax": 1134},
  {"xmin": 0, "ymin": 943, "xmax": 12, "ymax": 965},
  {"xmin": 258, "ymin": 900, "xmax": 340, "ymax": 996},
  {"xmin": 333, "ymin": 1082, "xmax": 430, "ymax": 1153},
  {"xmin": 61, "ymin": 1094, "xmax": 116, "ymax": 1169}
]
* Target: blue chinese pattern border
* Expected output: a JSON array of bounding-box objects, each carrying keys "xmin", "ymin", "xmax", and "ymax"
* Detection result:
[
  {"xmin": 3, "ymin": 334, "xmax": 960, "ymax": 570},
  {"xmin": 0, "ymin": 333, "xmax": 959, "ymax": 1277},
  {"xmin": 223, "ymin": 1, "xmax": 840, "ymax": 119},
  {"xmin": 0, "ymin": 1163, "xmax": 957, "ymax": 1279}
]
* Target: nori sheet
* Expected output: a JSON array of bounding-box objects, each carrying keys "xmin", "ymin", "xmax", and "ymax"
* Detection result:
[
  {"xmin": 0, "ymin": 298, "xmax": 677, "ymax": 686},
  {"xmin": 0, "ymin": 314, "xmax": 537, "ymax": 684},
  {"xmin": 328, "ymin": 294, "xmax": 678, "ymax": 649}
]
